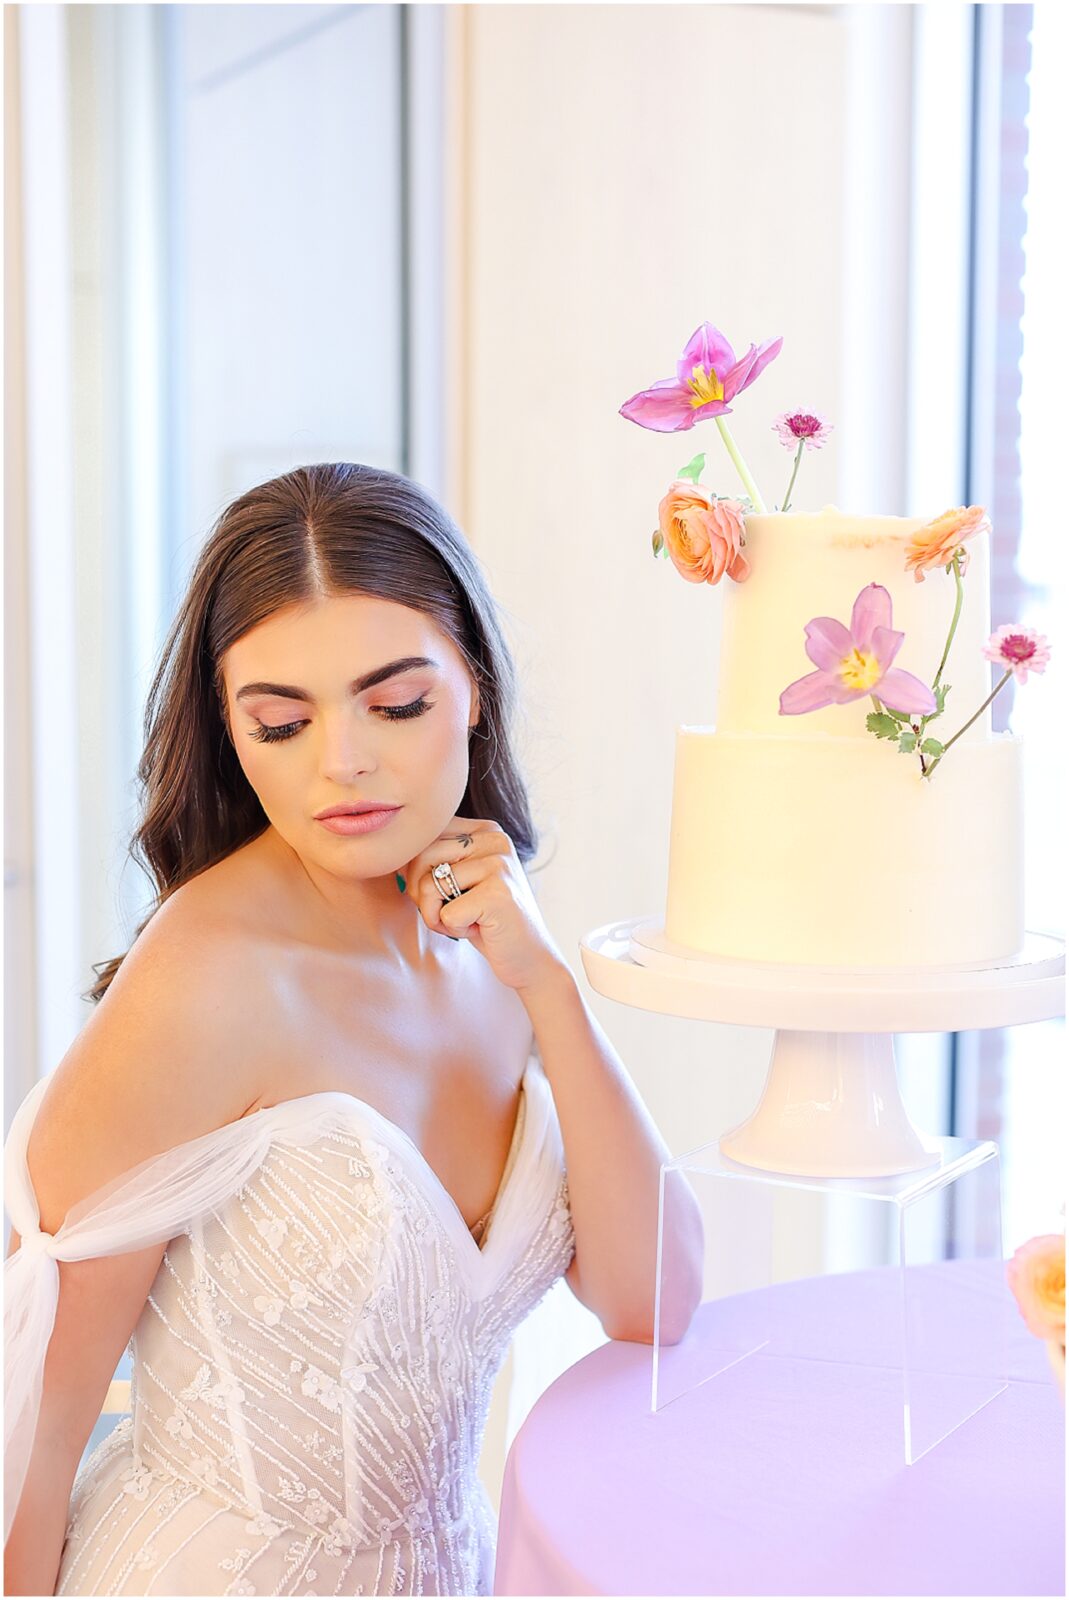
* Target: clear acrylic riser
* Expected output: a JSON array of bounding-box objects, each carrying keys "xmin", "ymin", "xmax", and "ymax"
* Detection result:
[
  {"xmin": 577, "ymin": 916, "xmax": 1062, "ymax": 1465},
  {"xmin": 652, "ymin": 1135, "xmax": 1009, "ymax": 1466}
]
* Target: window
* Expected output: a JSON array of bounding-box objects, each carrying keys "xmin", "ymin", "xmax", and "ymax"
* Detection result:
[{"xmin": 947, "ymin": 3, "xmax": 1064, "ymax": 1251}]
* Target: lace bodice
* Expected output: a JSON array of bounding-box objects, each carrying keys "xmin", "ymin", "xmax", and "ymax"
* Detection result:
[{"xmin": 4, "ymin": 1054, "xmax": 575, "ymax": 1595}]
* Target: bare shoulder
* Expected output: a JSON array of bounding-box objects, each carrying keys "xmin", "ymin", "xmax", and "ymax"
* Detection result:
[{"xmin": 27, "ymin": 872, "xmax": 265, "ymax": 1234}]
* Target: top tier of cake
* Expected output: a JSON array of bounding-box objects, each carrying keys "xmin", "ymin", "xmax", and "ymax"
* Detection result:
[{"xmin": 717, "ymin": 508, "xmax": 994, "ymax": 742}]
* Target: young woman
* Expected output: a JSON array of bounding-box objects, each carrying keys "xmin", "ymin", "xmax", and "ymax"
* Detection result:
[{"xmin": 4, "ymin": 462, "xmax": 702, "ymax": 1596}]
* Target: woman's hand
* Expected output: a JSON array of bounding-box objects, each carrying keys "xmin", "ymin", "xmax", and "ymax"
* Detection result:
[{"xmin": 400, "ymin": 816, "xmax": 566, "ymax": 993}]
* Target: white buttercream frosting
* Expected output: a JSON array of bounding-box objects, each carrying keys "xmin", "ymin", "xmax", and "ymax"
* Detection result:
[{"xmin": 664, "ymin": 508, "xmax": 1023, "ymax": 968}]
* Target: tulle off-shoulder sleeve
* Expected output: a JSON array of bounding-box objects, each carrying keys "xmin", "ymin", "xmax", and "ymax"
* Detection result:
[{"xmin": 3, "ymin": 1074, "xmax": 344, "ymax": 1544}]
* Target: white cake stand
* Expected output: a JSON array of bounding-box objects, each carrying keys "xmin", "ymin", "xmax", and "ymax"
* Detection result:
[{"xmin": 579, "ymin": 918, "xmax": 1065, "ymax": 1177}]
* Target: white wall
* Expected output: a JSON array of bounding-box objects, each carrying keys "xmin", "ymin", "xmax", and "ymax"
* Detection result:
[
  {"xmin": 460, "ymin": 0, "xmax": 842, "ymax": 1166},
  {"xmin": 4, "ymin": 3, "xmax": 38, "ymax": 1131},
  {"xmin": 450, "ymin": 6, "xmax": 924, "ymax": 1485},
  {"xmin": 5, "ymin": 5, "xmax": 83, "ymax": 1121}
]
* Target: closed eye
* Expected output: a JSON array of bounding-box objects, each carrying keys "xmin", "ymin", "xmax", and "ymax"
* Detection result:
[{"xmin": 248, "ymin": 696, "xmax": 434, "ymax": 744}]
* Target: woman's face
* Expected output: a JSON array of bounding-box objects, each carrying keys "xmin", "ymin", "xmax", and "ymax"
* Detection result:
[{"xmin": 221, "ymin": 593, "xmax": 480, "ymax": 882}]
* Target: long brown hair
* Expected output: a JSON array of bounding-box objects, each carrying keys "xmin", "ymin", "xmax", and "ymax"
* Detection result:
[{"xmin": 86, "ymin": 462, "xmax": 544, "ymax": 1004}]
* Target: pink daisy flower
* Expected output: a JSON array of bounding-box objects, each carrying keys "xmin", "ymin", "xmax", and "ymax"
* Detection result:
[
  {"xmin": 981, "ymin": 625, "xmax": 1052, "ymax": 684},
  {"xmin": 773, "ymin": 411, "xmax": 833, "ymax": 451}
]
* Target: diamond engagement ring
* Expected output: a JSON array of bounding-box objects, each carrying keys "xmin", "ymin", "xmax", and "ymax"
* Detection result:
[{"xmin": 431, "ymin": 862, "xmax": 464, "ymax": 901}]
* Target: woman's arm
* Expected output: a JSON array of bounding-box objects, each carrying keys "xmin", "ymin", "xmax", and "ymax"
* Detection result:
[
  {"xmin": 3, "ymin": 899, "xmax": 262, "ymax": 1594},
  {"xmin": 517, "ymin": 961, "xmax": 705, "ymax": 1344},
  {"xmin": 4, "ymin": 1240, "xmax": 167, "ymax": 1597}
]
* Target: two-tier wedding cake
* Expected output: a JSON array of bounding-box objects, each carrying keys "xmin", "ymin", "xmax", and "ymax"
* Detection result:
[
  {"xmin": 664, "ymin": 507, "xmax": 1024, "ymax": 969},
  {"xmin": 620, "ymin": 320, "xmax": 1046, "ymax": 974}
]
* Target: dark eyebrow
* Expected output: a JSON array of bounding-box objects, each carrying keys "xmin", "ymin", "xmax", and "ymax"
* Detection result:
[{"xmin": 235, "ymin": 656, "xmax": 441, "ymax": 704}]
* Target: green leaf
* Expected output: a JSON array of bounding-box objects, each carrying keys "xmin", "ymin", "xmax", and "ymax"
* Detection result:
[
  {"xmin": 865, "ymin": 712, "xmax": 899, "ymax": 739},
  {"xmin": 652, "ymin": 530, "xmax": 664, "ymax": 556},
  {"xmin": 677, "ymin": 452, "xmax": 706, "ymax": 484},
  {"xmin": 716, "ymin": 492, "xmax": 754, "ymax": 514},
  {"xmin": 920, "ymin": 738, "xmax": 944, "ymax": 756},
  {"xmin": 898, "ymin": 730, "xmax": 917, "ymax": 753},
  {"xmin": 933, "ymin": 682, "xmax": 950, "ymax": 714}
]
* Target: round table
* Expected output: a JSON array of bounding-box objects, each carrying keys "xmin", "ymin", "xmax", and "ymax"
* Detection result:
[{"xmin": 494, "ymin": 1262, "xmax": 1065, "ymax": 1596}]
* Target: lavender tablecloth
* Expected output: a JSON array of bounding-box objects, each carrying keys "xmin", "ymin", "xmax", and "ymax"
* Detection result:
[{"xmin": 495, "ymin": 1260, "xmax": 1065, "ymax": 1596}]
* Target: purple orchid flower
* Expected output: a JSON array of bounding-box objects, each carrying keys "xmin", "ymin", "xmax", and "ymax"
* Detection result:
[
  {"xmin": 619, "ymin": 321, "xmax": 783, "ymax": 434},
  {"xmin": 779, "ymin": 583, "xmax": 937, "ymax": 716}
]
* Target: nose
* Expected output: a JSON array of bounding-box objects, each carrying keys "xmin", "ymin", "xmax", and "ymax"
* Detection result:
[{"xmin": 315, "ymin": 711, "xmax": 381, "ymax": 784}]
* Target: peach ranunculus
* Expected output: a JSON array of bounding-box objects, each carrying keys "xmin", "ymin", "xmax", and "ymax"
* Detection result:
[
  {"xmin": 657, "ymin": 480, "xmax": 751, "ymax": 586},
  {"xmin": 1006, "ymin": 1233, "xmax": 1066, "ymax": 1342},
  {"xmin": 904, "ymin": 504, "xmax": 991, "ymax": 582}
]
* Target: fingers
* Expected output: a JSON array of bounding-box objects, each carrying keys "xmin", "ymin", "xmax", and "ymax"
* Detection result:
[
  {"xmin": 402, "ymin": 820, "xmax": 502, "ymax": 898},
  {"xmin": 413, "ymin": 856, "xmax": 481, "ymax": 935},
  {"xmin": 401, "ymin": 819, "xmax": 510, "ymax": 939}
]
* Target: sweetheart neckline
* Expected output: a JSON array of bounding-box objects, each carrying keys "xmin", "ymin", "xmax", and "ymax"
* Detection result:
[
  {"xmin": 241, "ymin": 1057, "xmax": 537, "ymax": 1266},
  {"xmin": 8, "ymin": 1058, "xmax": 553, "ymax": 1301}
]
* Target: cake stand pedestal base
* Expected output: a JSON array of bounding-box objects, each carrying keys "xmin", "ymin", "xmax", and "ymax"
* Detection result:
[
  {"xmin": 578, "ymin": 916, "xmax": 1065, "ymax": 1180},
  {"xmin": 719, "ymin": 1028, "xmax": 936, "ymax": 1178}
]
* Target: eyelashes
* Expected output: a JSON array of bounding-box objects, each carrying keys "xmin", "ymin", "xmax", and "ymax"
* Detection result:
[{"xmin": 248, "ymin": 697, "xmax": 434, "ymax": 744}]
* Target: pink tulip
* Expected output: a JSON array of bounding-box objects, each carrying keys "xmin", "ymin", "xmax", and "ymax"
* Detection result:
[
  {"xmin": 619, "ymin": 321, "xmax": 783, "ymax": 434},
  {"xmin": 780, "ymin": 583, "xmax": 937, "ymax": 716}
]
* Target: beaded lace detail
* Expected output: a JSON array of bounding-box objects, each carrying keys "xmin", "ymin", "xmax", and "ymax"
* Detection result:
[{"xmin": 40, "ymin": 1065, "xmax": 574, "ymax": 1596}]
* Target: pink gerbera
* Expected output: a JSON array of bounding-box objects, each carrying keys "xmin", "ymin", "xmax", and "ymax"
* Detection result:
[
  {"xmin": 982, "ymin": 625, "xmax": 1052, "ymax": 684},
  {"xmin": 773, "ymin": 411, "xmax": 833, "ymax": 450}
]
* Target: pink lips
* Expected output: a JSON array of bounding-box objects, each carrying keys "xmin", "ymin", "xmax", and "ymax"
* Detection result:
[{"xmin": 316, "ymin": 807, "xmax": 401, "ymax": 836}]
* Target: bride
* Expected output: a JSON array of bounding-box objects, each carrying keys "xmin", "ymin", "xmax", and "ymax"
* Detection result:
[{"xmin": 4, "ymin": 462, "xmax": 702, "ymax": 1596}]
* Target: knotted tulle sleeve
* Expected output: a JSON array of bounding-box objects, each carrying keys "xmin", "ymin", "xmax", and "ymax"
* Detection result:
[{"xmin": 3, "ymin": 1075, "xmax": 338, "ymax": 1545}]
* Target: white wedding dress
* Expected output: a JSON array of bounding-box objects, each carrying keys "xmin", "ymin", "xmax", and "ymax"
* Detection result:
[{"xmin": 4, "ymin": 1052, "xmax": 575, "ymax": 1596}]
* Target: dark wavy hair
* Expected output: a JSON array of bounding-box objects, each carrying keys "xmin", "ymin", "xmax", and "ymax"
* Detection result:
[{"xmin": 85, "ymin": 462, "xmax": 545, "ymax": 1004}]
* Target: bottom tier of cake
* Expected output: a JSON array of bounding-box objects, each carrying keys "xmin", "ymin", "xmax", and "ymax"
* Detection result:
[{"xmin": 665, "ymin": 727, "xmax": 1024, "ymax": 969}]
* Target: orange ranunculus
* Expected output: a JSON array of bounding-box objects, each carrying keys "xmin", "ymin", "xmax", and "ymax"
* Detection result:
[
  {"xmin": 904, "ymin": 504, "xmax": 991, "ymax": 582},
  {"xmin": 1006, "ymin": 1233, "xmax": 1066, "ymax": 1342},
  {"xmin": 657, "ymin": 480, "xmax": 751, "ymax": 586}
]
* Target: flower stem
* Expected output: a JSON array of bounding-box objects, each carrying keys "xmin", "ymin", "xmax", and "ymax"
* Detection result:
[
  {"xmin": 781, "ymin": 441, "xmax": 804, "ymax": 512},
  {"xmin": 918, "ymin": 548, "xmax": 966, "ymax": 736},
  {"xmin": 933, "ymin": 549, "xmax": 965, "ymax": 687},
  {"xmin": 924, "ymin": 668, "xmax": 1012, "ymax": 780},
  {"xmin": 714, "ymin": 416, "xmax": 766, "ymax": 513}
]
